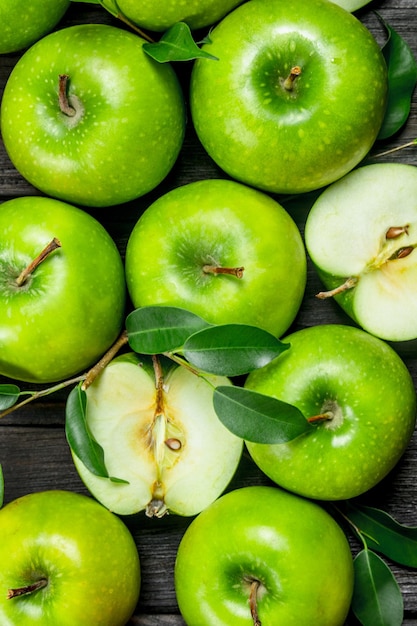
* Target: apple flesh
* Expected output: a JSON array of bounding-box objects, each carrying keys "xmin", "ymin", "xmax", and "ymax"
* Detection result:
[
  {"xmin": 0, "ymin": 196, "xmax": 126, "ymax": 383},
  {"xmin": 0, "ymin": 0, "xmax": 69, "ymax": 54},
  {"xmin": 245, "ymin": 324, "xmax": 416, "ymax": 501},
  {"xmin": 305, "ymin": 162, "xmax": 417, "ymax": 345},
  {"xmin": 0, "ymin": 490, "xmax": 140, "ymax": 626},
  {"xmin": 116, "ymin": 0, "xmax": 245, "ymax": 32},
  {"xmin": 125, "ymin": 179, "xmax": 307, "ymax": 338},
  {"xmin": 190, "ymin": 0, "xmax": 388, "ymax": 194},
  {"xmin": 0, "ymin": 23, "xmax": 185, "ymax": 207},
  {"xmin": 175, "ymin": 485, "xmax": 354, "ymax": 626},
  {"xmin": 71, "ymin": 353, "xmax": 243, "ymax": 517}
]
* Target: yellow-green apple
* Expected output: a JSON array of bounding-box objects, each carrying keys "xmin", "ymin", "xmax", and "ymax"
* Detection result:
[
  {"xmin": 245, "ymin": 324, "xmax": 416, "ymax": 500},
  {"xmin": 0, "ymin": 0, "xmax": 69, "ymax": 54},
  {"xmin": 0, "ymin": 24, "xmax": 185, "ymax": 207},
  {"xmin": 125, "ymin": 179, "xmax": 307, "ymax": 338},
  {"xmin": 175, "ymin": 485, "xmax": 354, "ymax": 626},
  {"xmin": 115, "ymin": 0, "xmax": 245, "ymax": 31},
  {"xmin": 190, "ymin": 0, "xmax": 388, "ymax": 194},
  {"xmin": 0, "ymin": 490, "xmax": 140, "ymax": 626},
  {"xmin": 0, "ymin": 196, "xmax": 126, "ymax": 383}
]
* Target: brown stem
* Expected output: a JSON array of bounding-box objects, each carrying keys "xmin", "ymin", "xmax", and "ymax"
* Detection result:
[
  {"xmin": 58, "ymin": 74, "xmax": 76, "ymax": 117},
  {"xmin": 81, "ymin": 330, "xmax": 129, "ymax": 390},
  {"xmin": 308, "ymin": 412, "xmax": 333, "ymax": 424},
  {"xmin": 7, "ymin": 578, "xmax": 48, "ymax": 599},
  {"xmin": 249, "ymin": 580, "xmax": 262, "ymax": 626},
  {"xmin": 15, "ymin": 238, "xmax": 61, "ymax": 287},
  {"xmin": 283, "ymin": 66, "xmax": 302, "ymax": 91},
  {"xmin": 316, "ymin": 276, "xmax": 357, "ymax": 299},
  {"xmin": 203, "ymin": 265, "xmax": 244, "ymax": 278}
]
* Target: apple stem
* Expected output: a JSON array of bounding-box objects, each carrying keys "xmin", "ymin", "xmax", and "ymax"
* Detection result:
[
  {"xmin": 58, "ymin": 74, "xmax": 76, "ymax": 117},
  {"xmin": 316, "ymin": 276, "xmax": 357, "ymax": 299},
  {"xmin": 249, "ymin": 579, "xmax": 262, "ymax": 626},
  {"xmin": 82, "ymin": 330, "xmax": 129, "ymax": 390},
  {"xmin": 15, "ymin": 237, "xmax": 61, "ymax": 287},
  {"xmin": 283, "ymin": 66, "xmax": 302, "ymax": 91},
  {"xmin": 307, "ymin": 411, "xmax": 333, "ymax": 424},
  {"xmin": 7, "ymin": 578, "xmax": 48, "ymax": 599},
  {"xmin": 203, "ymin": 264, "xmax": 244, "ymax": 278}
]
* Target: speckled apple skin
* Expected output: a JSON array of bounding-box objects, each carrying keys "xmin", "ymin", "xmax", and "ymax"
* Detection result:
[{"xmin": 0, "ymin": 24, "xmax": 186, "ymax": 207}]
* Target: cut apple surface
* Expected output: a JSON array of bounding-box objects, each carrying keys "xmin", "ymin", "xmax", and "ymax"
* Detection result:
[
  {"xmin": 71, "ymin": 353, "xmax": 243, "ymax": 517},
  {"xmin": 305, "ymin": 163, "xmax": 417, "ymax": 343}
]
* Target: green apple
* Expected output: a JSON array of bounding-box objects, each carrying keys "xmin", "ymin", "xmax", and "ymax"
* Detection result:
[
  {"xmin": 116, "ymin": 0, "xmax": 245, "ymax": 32},
  {"xmin": 245, "ymin": 324, "xmax": 416, "ymax": 501},
  {"xmin": 0, "ymin": 196, "xmax": 126, "ymax": 383},
  {"xmin": 71, "ymin": 353, "xmax": 243, "ymax": 517},
  {"xmin": 125, "ymin": 179, "xmax": 306, "ymax": 338},
  {"xmin": 0, "ymin": 0, "xmax": 69, "ymax": 54},
  {"xmin": 190, "ymin": 0, "xmax": 388, "ymax": 195},
  {"xmin": 0, "ymin": 490, "xmax": 140, "ymax": 626},
  {"xmin": 175, "ymin": 485, "xmax": 354, "ymax": 626},
  {"xmin": 0, "ymin": 23, "xmax": 185, "ymax": 207},
  {"xmin": 305, "ymin": 162, "xmax": 417, "ymax": 345}
]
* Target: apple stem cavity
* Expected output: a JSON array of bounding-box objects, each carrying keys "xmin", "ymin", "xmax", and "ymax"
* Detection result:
[
  {"xmin": 203, "ymin": 264, "xmax": 244, "ymax": 278},
  {"xmin": 15, "ymin": 237, "xmax": 61, "ymax": 288},
  {"xmin": 58, "ymin": 74, "xmax": 76, "ymax": 117},
  {"xmin": 282, "ymin": 66, "xmax": 302, "ymax": 91},
  {"xmin": 316, "ymin": 276, "xmax": 358, "ymax": 299},
  {"xmin": 7, "ymin": 578, "xmax": 48, "ymax": 600}
]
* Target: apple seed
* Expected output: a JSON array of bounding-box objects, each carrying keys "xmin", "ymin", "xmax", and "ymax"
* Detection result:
[{"xmin": 385, "ymin": 225, "xmax": 409, "ymax": 239}]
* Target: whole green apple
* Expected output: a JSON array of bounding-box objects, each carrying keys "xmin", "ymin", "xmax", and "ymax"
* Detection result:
[
  {"xmin": 71, "ymin": 353, "xmax": 243, "ymax": 517},
  {"xmin": 0, "ymin": 24, "xmax": 185, "ymax": 207},
  {"xmin": 0, "ymin": 490, "xmax": 140, "ymax": 626},
  {"xmin": 175, "ymin": 485, "xmax": 354, "ymax": 626},
  {"xmin": 116, "ymin": 0, "xmax": 245, "ymax": 31},
  {"xmin": 125, "ymin": 179, "xmax": 306, "ymax": 337},
  {"xmin": 190, "ymin": 0, "xmax": 388, "ymax": 194},
  {"xmin": 0, "ymin": 0, "xmax": 69, "ymax": 54},
  {"xmin": 245, "ymin": 324, "xmax": 416, "ymax": 500},
  {"xmin": 305, "ymin": 163, "xmax": 417, "ymax": 346},
  {"xmin": 0, "ymin": 196, "xmax": 126, "ymax": 383}
]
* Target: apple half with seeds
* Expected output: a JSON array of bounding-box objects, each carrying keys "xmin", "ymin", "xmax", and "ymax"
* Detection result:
[
  {"xmin": 305, "ymin": 163, "xmax": 417, "ymax": 346},
  {"xmin": 71, "ymin": 353, "xmax": 243, "ymax": 518}
]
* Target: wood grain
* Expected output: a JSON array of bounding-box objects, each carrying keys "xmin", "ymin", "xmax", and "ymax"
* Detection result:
[{"xmin": 0, "ymin": 1, "xmax": 416, "ymax": 624}]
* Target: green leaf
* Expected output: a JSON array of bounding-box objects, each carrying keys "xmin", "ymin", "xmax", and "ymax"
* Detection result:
[
  {"xmin": 345, "ymin": 502, "xmax": 417, "ymax": 568},
  {"xmin": 0, "ymin": 464, "xmax": 3, "ymax": 509},
  {"xmin": 377, "ymin": 14, "xmax": 417, "ymax": 140},
  {"xmin": 352, "ymin": 549, "xmax": 403, "ymax": 626},
  {"xmin": 126, "ymin": 305, "xmax": 212, "ymax": 354},
  {"xmin": 213, "ymin": 386, "xmax": 311, "ymax": 443},
  {"xmin": 65, "ymin": 385, "xmax": 128, "ymax": 483},
  {"xmin": 183, "ymin": 324, "xmax": 289, "ymax": 376},
  {"xmin": 143, "ymin": 22, "xmax": 219, "ymax": 62},
  {"xmin": 0, "ymin": 384, "xmax": 20, "ymax": 411}
]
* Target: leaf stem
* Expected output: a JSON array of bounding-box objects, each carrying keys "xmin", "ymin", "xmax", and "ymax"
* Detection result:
[
  {"xmin": 373, "ymin": 138, "xmax": 417, "ymax": 158},
  {"xmin": 82, "ymin": 330, "xmax": 129, "ymax": 390}
]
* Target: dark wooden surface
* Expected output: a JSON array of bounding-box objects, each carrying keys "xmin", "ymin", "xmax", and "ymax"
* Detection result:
[{"xmin": 0, "ymin": 1, "xmax": 416, "ymax": 624}]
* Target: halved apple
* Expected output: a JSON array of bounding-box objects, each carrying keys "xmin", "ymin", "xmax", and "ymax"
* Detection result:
[
  {"xmin": 71, "ymin": 353, "xmax": 243, "ymax": 517},
  {"xmin": 305, "ymin": 163, "xmax": 417, "ymax": 346}
]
